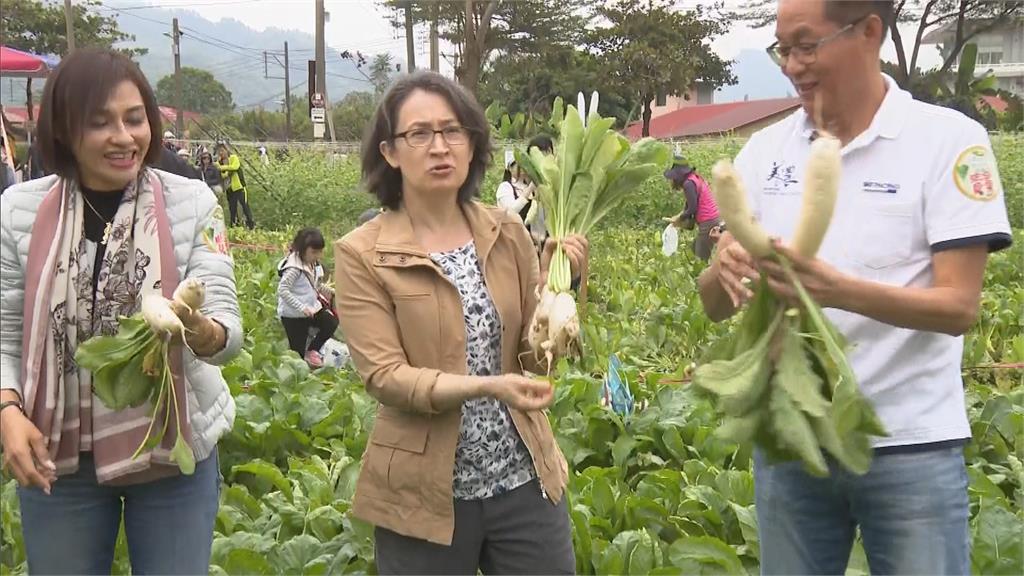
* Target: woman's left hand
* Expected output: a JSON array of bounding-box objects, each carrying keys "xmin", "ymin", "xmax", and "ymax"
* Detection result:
[{"xmin": 541, "ymin": 235, "xmax": 589, "ymax": 280}]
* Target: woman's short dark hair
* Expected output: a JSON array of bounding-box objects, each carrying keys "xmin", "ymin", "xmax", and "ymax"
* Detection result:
[
  {"xmin": 527, "ymin": 134, "xmax": 554, "ymax": 155},
  {"xmin": 362, "ymin": 71, "xmax": 493, "ymax": 210},
  {"xmin": 291, "ymin": 227, "xmax": 326, "ymax": 255},
  {"xmin": 37, "ymin": 48, "xmax": 162, "ymax": 179}
]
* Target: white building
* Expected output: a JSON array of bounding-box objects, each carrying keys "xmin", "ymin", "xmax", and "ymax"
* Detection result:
[{"xmin": 922, "ymin": 17, "xmax": 1024, "ymax": 97}]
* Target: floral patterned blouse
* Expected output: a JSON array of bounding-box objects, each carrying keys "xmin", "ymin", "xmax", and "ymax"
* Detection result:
[{"xmin": 429, "ymin": 240, "xmax": 536, "ymax": 500}]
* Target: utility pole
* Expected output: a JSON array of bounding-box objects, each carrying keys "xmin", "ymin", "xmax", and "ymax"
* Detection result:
[
  {"xmin": 315, "ymin": 0, "xmax": 326, "ymax": 99},
  {"xmin": 430, "ymin": 3, "xmax": 439, "ymax": 72},
  {"xmin": 314, "ymin": 0, "xmax": 335, "ymax": 141},
  {"xmin": 405, "ymin": 1, "xmax": 416, "ymax": 72},
  {"xmin": 283, "ymin": 41, "xmax": 291, "ymax": 141},
  {"xmin": 64, "ymin": 0, "xmax": 76, "ymax": 53},
  {"xmin": 172, "ymin": 18, "xmax": 183, "ymax": 137},
  {"xmin": 314, "ymin": 0, "xmax": 326, "ymax": 141},
  {"xmin": 264, "ymin": 44, "xmax": 292, "ymax": 140}
]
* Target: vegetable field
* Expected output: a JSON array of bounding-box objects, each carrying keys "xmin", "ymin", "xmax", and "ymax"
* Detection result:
[{"xmin": 2, "ymin": 137, "xmax": 1021, "ymax": 575}]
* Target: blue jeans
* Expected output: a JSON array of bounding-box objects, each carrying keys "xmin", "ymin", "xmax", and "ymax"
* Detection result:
[
  {"xmin": 18, "ymin": 450, "xmax": 220, "ymax": 575},
  {"xmin": 754, "ymin": 446, "xmax": 969, "ymax": 575}
]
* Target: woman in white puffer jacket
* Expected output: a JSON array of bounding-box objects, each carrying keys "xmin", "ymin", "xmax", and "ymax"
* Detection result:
[{"xmin": 0, "ymin": 48, "xmax": 240, "ymax": 574}]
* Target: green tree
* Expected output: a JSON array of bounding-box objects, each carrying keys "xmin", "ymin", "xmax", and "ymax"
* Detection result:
[
  {"xmin": 369, "ymin": 54, "xmax": 395, "ymax": 98},
  {"xmin": 0, "ymin": 0, "xmax": 145, "ymax": 56},
  {"xmin": 331, "ymin": 91, "xmax": 376, "ymax": 141},
  {"xmin": 592, "ymin": 0, "xmax": 735, "ymax": 137},
  {"xmin": 211, "ymin": 93, "xmax": 312, "ymax": 142},
  {"xmin": 380, "ymin": 0, "xmax": 590, "ymax": 95},
  {"xmin": 155, "ymin": 67, "xmax": 234, "ymax": 114},
  {"xmin": 0, "ymin": 0, "xmax": 146, "ymax": 121},
  {"xmin": 478, "ymin": 46, "xmax": 638, "ymax": 128},
  {"xmin": 736, "ymin": 0, "xmax": 1022, "ymax": 89}
]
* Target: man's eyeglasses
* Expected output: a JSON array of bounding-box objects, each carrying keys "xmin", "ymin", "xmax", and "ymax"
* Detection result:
[
  {"xmin": 392, "ymin": 126, "xmax": 471, "ymax": 148},
  {"xmin": 766, "ymin": 15, "xmax": 867, "ymax": 67}
]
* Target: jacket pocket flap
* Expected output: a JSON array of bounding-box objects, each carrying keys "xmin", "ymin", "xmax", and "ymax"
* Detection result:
[{"xmin": 370, "ymin": 412, "xmax": 429, "ymax": 453}]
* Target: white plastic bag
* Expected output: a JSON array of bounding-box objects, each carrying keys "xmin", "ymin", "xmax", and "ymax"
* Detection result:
[
  {"xmin": 319, "ymin": 338, "xmax": 351, "ymax": 369},
  {"xmin": 662, "ymin": 223, "xmax": 679, "ymax": 257}
]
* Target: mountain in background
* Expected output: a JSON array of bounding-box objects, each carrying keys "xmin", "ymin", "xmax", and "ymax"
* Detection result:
[
  {"xmin": 714, "ymin": 49, "xmax": 793, "ymax": 102},
  {"xmin": 119, "ymin": 6, "xmax": 376, "ymax": 109},
  {"xmin": 2, "ymin": 6, "xmax": 378, "ymax": 110},
  {"xmin": 2, "ymin": 13, "xmax": 792, "ymax": 111}
]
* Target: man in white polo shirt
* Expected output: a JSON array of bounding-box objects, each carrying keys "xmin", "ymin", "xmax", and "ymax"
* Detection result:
[{"xmin": 698, "ymin": 0, "xmax": 1012, "ymax": 574}]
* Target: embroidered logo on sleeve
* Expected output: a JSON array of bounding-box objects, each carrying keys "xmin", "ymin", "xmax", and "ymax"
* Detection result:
[
  {"xmin": 202, "ymin": 205, "xmax": 230, "ymax": 255},
  {"xmin": 953, "ymin": 146, "xmax": 1002, "ymax": 201}
]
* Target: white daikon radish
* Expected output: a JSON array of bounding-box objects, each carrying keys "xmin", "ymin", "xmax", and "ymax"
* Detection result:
[
  {"xmin": 791, "ymin": 134, "xmax": 841, "ymax": 258},
  {"xmin": 711, "ymin": 159, "xmax": 773, "ymax": 258}
]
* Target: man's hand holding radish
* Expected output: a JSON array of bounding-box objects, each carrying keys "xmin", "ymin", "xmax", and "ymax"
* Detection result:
[
  {"xmin": 708, "ymin": 231, "xmax": 760, "ymax": 310},
  {"xmin": 759, "ymin": 240, "xmax": 846, "ymax": 309}
]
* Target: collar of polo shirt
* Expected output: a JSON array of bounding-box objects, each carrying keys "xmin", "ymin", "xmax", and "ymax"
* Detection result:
[{"xmin": 795, "ymin": 74, "xmax": 912, "ymax": 148}]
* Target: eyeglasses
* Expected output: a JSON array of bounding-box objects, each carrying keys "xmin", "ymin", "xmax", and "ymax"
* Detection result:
[
  {"xmin": 767, "ymin": 16, "xmax": 867, "ymax": 67},
  {"xmin": 392, "ymin": 126, "xmax": 471, "ymax": 148}
]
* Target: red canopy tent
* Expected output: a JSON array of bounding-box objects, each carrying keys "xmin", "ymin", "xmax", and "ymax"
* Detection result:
[
  {"xmin": 0, "ymin": 45, "xmax": 58, "ymax": 78},
  {"xmin": 0, "ymin": 46, "xmax": 59, "ymax": 128}
]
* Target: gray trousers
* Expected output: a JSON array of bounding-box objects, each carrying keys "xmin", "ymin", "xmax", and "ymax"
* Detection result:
[
  {"xmin": 375, "ymin": 479, "xmax": 575, "ymax": 575},
  {"xmin": 695, "ymin": 217, "xmax": 723, "ymax": 261}
]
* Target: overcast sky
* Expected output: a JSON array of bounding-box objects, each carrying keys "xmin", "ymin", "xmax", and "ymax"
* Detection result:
[{"xmin": 106, "ymin": 0, "xmax": 943, "ymax": 76}]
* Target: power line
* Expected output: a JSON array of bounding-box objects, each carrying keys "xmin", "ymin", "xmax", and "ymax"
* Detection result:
[
  {"xmin": 180, "ymin": 25, "xmax": 267, "ymax": 54},
  {"xmin": 96, "ymin": 2, "xmax": 173, "ymax": 27},
  {"xmin": 237, "ymin": 77, "xmax": 309, "ymax": 108},
  {"xmin": 99, "ymin": 2, "xmax": 400, "ymax": 62},
  {"xmin": 97, "ymin": 1, "xmax": 374, "ymax": 86},
  {"xmin": 103, "ymin": 1, "xmax": 258, "ymax": 10}
]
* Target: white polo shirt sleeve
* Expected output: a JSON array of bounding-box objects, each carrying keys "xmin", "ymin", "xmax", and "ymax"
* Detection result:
[{"xmin": 924, "ymin": 122, "xmax": 1012, "ymax": 253}]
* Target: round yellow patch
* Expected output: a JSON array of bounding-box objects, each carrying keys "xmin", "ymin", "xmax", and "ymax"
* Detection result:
[{"xmin": 952, "ymin": 145, "xmax": 1002, "ymax": 201}]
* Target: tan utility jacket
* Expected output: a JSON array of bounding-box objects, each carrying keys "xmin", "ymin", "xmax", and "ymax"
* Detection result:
[{"xmin": 334, "ymin": 200, "xmax": 569, "ymax": 546}]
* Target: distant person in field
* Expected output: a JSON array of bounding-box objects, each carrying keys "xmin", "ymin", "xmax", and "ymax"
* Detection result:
[
  {"xmin": 216, "ymin": 143, "xmax": 255, "ymax": 229},
  {"xmin": 277, "ymin": 227, "xmax": 338, "ymax": 368},
  {"xmin": 334, "ymin": 71, "xmax": 588, "ymax": 574},
  {"xmin": 700, "ymin": 1, "xmax": 1012, "ymax": 574},
  {"xmin": 198, "ymin": 150, "xmax": 222, "ymax": 194},
  {"xmin": 495, "ymin": 159, "xmax": 533, "ymax": 221},
  {"xmin": 161, "ymin": 130, "xmax": 178, "ymax": 152},
  {"xmin": 257, "ymin": 140, "xmax": 270, "ymax": 166},
  {"xmin": 155, "ymin": 129, "xmax": 200, "ymax": 179},
  {"xmin": 663, "ymin": 156, "xmax": 721, "ymax": 261}
]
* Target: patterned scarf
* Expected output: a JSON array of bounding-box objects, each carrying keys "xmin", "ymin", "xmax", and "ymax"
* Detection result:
[{"xmin": 20, "ymin": 170, "xmax": 193, "ymax": 485}]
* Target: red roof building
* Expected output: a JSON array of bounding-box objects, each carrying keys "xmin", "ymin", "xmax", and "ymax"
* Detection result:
[
  {"xmin": 1, "ymin": 105, "xmax": 41, "ymax": 124},
  {"xmin": 159, "ymin": 106, "xmax": 203, "ymax": 127},
  {"xmin": 625, "ymin": 97, "xmax": 801, "ymax": 139},
  {"xmin": 1, "ymin": 105, "xmax": 201, "ymax": 128}
]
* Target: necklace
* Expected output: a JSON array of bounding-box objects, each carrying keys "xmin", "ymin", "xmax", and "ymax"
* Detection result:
[{"xmin": 81, "ymin": 194, "xmax": 115, "ymax": 245}]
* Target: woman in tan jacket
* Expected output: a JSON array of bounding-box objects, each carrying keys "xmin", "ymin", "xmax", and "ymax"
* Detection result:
[{"xmin": 335, "ymin": 71, "xmax": 586, "ymax": 574}]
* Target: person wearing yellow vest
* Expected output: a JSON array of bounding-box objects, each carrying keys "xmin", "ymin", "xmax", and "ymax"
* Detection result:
[{"xmin": 215, "ymin": 143, "xmax": 254, "ymax": 229}]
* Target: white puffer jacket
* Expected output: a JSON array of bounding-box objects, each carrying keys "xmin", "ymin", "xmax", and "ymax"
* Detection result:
[{"xmin": 0, "ymin": 170, "xmax": 240, "ymax": 463}]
